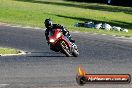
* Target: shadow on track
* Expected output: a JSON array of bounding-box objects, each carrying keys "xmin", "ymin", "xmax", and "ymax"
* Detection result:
[
  {"xmin": 26, "ymin": 52, "xmax": 66, "ymax": 57},
  {"xmin": 28, "ymin": 56, "xmax": 66, "ymax": 57}
]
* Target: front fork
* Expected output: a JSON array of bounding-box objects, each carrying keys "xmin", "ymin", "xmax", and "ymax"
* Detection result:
[{"xmin": 60, "ymin": 41, "xmax": 72, "ymax": 53}]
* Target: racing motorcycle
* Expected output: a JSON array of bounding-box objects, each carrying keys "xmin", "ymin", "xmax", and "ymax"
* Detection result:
[{"xmin": 48, "ymin": 28, "xmax": 79, "ymax": 57}]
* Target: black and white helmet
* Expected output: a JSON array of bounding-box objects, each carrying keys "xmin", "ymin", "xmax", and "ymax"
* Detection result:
[{"xmin": 44, "ymin": 19, "xmax": 53, "ymax": 29}]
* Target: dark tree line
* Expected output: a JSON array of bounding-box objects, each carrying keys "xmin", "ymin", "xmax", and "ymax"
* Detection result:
[{"xmin": 66, "ymin": 0, "xmax": 132, "ymax": 7}]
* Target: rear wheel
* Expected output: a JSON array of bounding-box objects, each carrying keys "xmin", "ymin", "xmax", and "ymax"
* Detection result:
[{"xmin": 60, "ymin": 41, "xmax": 72, "ymax": 57}]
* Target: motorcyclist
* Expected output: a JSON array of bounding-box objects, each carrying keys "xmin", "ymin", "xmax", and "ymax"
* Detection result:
[{"xmin": 44, "ymin": 19, "xmax": 75, "ymax": 51}]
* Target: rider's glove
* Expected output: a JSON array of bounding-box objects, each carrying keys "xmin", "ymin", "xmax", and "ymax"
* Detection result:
[{"xmin": 63, "ymin": 30, "xmax": 69, "ymax": 36}]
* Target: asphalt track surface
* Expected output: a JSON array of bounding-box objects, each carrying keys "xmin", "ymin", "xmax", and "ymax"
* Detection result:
[{"xmin": 0, "ymin": 25, "xmax": 132, "ymax": 88}]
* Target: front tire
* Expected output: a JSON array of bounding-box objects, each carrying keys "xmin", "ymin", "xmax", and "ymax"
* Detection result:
[
  {"xmin": 72, "ymin": 44, "xmax": 79, "ymax": 57},
  {"xmin": 72, "ymin": 48, "xmax": 79, "ymax": 57},
  {"xmin": 60, "ymin": 41, "xmax": 72, "ymax": 57}
]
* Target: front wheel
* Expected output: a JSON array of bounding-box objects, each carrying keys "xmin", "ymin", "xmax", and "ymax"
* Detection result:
[
  {"xmin": 72, "ymin": 48, "xmax": 79, "ymax": 57},
  {"xmin": 60, "ymin": 41, "xmax": 72, "ymax": 57},
  {"xmin": 72, "ymin": 44, "xmax": 79, "ymax": 57}
]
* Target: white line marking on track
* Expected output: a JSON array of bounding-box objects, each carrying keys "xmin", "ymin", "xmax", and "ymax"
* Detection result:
[
  {"xmin": 102, "ymin": 34, "xmax": 106, "ymax": 35},
  {"xmin": 93, "ymin": 33, "xmax": 97, "ymax": 35},
  {"xmin": 34, "ymin": 27, "xmax": 42, "ymax": 30},
  {"xmin": 5, "ymin": 24, "xmax": 11, "ymax": 26},
  {"xmin": 72, "ymin": 31, "xmax": 79, "ymax": 33},
  {"xmin": 11, "ymin": 25, "xmax": 22, "ymax": 28},
  {"xmin": 112, "ymin": 35, "xmax": 116, "ymax": 37},
  {"xmin": 21, "ymin": 26, "xmax": 33, "ymax": 29},
  {"xmin": 0, "ymin": 84, "xmax": 9, "ymax": 87}
]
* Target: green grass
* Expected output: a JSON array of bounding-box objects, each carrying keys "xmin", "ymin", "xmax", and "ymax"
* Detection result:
[
  {"xmin": 0, "ymin": 47, "xmax": 19, "ymax": 54},
  {"xmin": 0, "ymin": 0, "xmax": 132, "ymax": 36}
]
